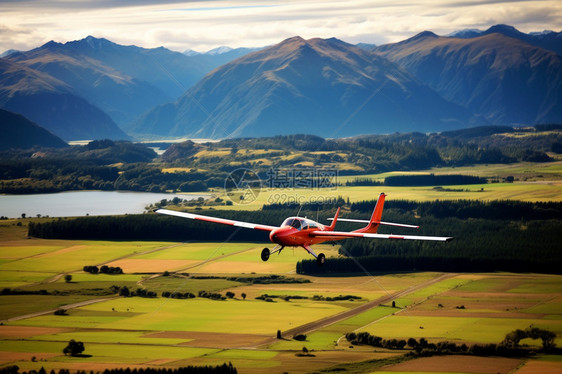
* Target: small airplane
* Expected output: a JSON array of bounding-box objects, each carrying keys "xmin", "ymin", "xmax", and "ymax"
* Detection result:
[{"xmin": 155, "ymin": 193, "xmax": 452, "ymax": 265}]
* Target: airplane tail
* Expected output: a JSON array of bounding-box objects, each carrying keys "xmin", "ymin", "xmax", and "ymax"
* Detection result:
[
  {"xmin": 326, "ymin": 207, "xmax": 340, "ymax": 231},
  {"xmin": 358, "ymin": 193, "xmax": 385, "ymax": 233}
]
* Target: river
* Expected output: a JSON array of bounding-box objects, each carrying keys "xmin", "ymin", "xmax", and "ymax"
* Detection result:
[{"xmin": 0, "ymin": 191, "xmax": 204, "ymax": 218}]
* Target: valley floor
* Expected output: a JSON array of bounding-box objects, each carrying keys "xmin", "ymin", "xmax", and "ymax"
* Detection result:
[{"xmin": 0, "ymin": 224, "xmax": 561, "ymax": 373}]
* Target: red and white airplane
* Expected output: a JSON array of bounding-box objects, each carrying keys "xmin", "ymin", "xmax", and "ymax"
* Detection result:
[{"xmin": 155, "ymin": 193, "xmax": 452, "ymax": 265}]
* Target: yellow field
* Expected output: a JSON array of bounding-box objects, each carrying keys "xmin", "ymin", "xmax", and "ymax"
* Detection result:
[
  {"xmin": 211, "ymin": 181, "xmax": 562, "ymax": 212},
  {"xmin": 339, "ymin": 160, "xmax": 562, "ymax": 182}
]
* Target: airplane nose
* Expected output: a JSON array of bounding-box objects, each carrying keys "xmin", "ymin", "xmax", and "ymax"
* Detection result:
[
  {"xmin": 270, "ymin": 227, "xmax": 286, "ymax": 244},
  {"xmin": 270, "ymin": 225, "xmax": 297, "ymax": 246}
]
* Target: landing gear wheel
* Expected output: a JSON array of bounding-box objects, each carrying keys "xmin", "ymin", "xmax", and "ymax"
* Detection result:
[
  {"xmin": 317, "ymin": 253, "xmax": 326, "ymax": 266},
  {"xmin": 261, "ymin": 248, "xmax": 270, "ymax": 262}
]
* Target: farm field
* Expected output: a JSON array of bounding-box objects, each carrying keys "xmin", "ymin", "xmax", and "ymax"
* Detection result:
[
  {"xmin": 0, "ymin": 224, "xmax": 561, "ymax": 373},
  {"xmin": 214, "ymin": 181, "xmax": 562, "ymax": 212},
  {"xmin": 210, "ymin": 181, "xmax": 562, "ymax": 212},
  {"xmin": 338, "ymin": 160, "xmax": 562, "ymax": 183},
  {"xmin": 205, "ymin": 161, "xmax": 562, "ymax": 210}
]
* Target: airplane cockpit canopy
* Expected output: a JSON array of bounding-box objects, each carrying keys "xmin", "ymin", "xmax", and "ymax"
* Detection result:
[
  {"xmin": 282, "ymin": 217, "xmax": 303, "ymax": 230},
  {"xmin": 281, "ymin": 217, "xmax": 324, "ymax": 231}
]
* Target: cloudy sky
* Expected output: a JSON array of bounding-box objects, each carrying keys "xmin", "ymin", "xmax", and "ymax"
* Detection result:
[{"xmin": 1, "ymin": 0, "xmax": 561, "ymax": 53}]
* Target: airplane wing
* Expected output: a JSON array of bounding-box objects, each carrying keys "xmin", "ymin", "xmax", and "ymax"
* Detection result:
[
  {"xmin": 310, "ymin": 230, "xmax": 453, "ymax": 242},
  {"xmin": 155, "ymin": 209, "xmax": 278, "ymax": 232}
]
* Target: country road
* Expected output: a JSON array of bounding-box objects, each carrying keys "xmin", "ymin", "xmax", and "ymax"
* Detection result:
[
  {"xmin": 0, "ymin": 296, "xmax": 120, "ymax": 324},
  {"xmin": 257, "ymin": 272, "xmax": 455, "ymax": 347}
]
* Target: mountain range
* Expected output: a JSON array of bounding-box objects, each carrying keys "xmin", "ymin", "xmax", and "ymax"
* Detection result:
[
  {"xmin": 128, "ymin": 36, "xmax": 479, "ymax": 138},
  {"xmin": 1, "ymin": 25, "xmax": 561, "ymax": 142},
  {"xmin": 373, "ymin": 29, "xmax": 562, "ymax": 125}
]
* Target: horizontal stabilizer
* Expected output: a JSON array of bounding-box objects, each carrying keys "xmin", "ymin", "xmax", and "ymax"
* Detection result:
[
  {"xmin": 311, "ymin": 230, "xmax": 452, "ymax": 242},
  {"xmin": 328, "ymin": 217, "xmax": 419, "ymax": 229}
]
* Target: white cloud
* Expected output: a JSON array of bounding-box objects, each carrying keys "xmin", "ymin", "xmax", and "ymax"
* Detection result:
[{"xmin": 1, "ymin": 0, "xmax": 560, "ymax": 53}]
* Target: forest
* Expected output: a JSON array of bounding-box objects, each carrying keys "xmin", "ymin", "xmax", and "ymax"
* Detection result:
[
  {"xmin": 1, "ymin": 125, "xmax": 560, "ymax": 194},
  {"xmin": 28, "ymin": 199, "xmax": 562, "ymax": 275}
]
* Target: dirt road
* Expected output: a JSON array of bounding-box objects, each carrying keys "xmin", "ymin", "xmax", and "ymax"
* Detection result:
[
  {"xmin": 0, "ymin": 296, "xmax": 119, "ymax": 324},
  {"xmin": 257, "ymin": 272, "xmax": 455, "ymax": 347}
]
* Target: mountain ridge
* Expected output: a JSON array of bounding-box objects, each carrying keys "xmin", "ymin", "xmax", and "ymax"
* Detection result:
[
  {"xmin": 129, "ymin": 36, "xmax": 480, "ymax": 139},
  {"xmin": 0, "ymin": 58, "xmax": 129, "ymax": 141},
  {"xmin": 448, "ymin": 24, "xmax": 562, "ymax": 54},
  {"xmin": 373, "ymin": 32, "xmax": 562, "ymax": 125}
]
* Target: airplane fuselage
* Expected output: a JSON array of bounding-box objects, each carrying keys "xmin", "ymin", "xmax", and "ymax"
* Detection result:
[{"xmin": 269, "ymin": 217, "xmax": 334, "ymax": 247}]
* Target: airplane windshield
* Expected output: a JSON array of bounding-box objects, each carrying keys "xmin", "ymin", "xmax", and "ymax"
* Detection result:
[{"xmin": 282, "ymin": 218, "xmax": 302, "ymax": 231}]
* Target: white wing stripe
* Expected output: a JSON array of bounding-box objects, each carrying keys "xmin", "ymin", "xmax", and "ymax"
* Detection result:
[
  {"xmin": 234, "ymin": 222, "xmax": 258, "ymax": 229},
  {"xmin": 362, "ymin": 233, "xmax": 452, "ymax": 241},
  {"xmin": 155, "ymin": 209, "xmax": 277, "ymax": 232}
]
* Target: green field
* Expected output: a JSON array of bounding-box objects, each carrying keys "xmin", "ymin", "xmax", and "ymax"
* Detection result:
[
  {"xmin": 0, "ymin": 241, "xmax": 175, "ymax": 273},
  {"xmin": 1, "ymin": 224, "xmax": 561, "ymax": 373}
]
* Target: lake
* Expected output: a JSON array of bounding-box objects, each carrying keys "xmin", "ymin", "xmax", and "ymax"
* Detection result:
[{"xmin": 0, "ymin": 191, "xmax": 204, "ymax": 218}]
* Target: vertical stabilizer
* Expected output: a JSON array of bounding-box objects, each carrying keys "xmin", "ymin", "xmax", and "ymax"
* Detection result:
[
  {"xmin": 357, "ymin": 193, "xmax": 386, "ymax": 233},
  {"xmin": 327, "ymin": 207, "xmax": 340, "ymax": 231}
]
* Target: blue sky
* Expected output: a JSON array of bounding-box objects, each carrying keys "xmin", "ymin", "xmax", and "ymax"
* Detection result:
[{"xmin": 1, "ymin": 0, "xmax": 560, "ymax": 53}]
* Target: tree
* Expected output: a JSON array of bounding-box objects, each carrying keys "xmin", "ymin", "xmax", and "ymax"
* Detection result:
[
  {"xmin": 63, "ymin": 339, "xmax": 85, "ymax": 356},
  {"xmin": 526, "ymin": 327, "xmax": 557, "ymax": 351},
  {"xmin": 241, "ymin": 292, "xmax": 247, "ymax": 300},
  {"xmin": 540, "ymin": 330, "xmax": 557, "ymax": 351},
  {"xmin": 407, "ymin": 337, "xmax": 418, "ymax": 348},
  {"xmin": 83, "ymin": 266, "xmax": 99, "ymax": 274},
  {"xmin": 502, "ymin": 327, "xmax": 557, "ymax": 351},
  {"xmin": 64, "ymin": 274, "xmax": 72, "ymax": 283},
  {"xmin": 119, "ymin": 286, "xmax": 130, "ymax": 297},
  {"xmin": 502, "ymin": 329, "xmax": 526, "ymax": 347}
]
